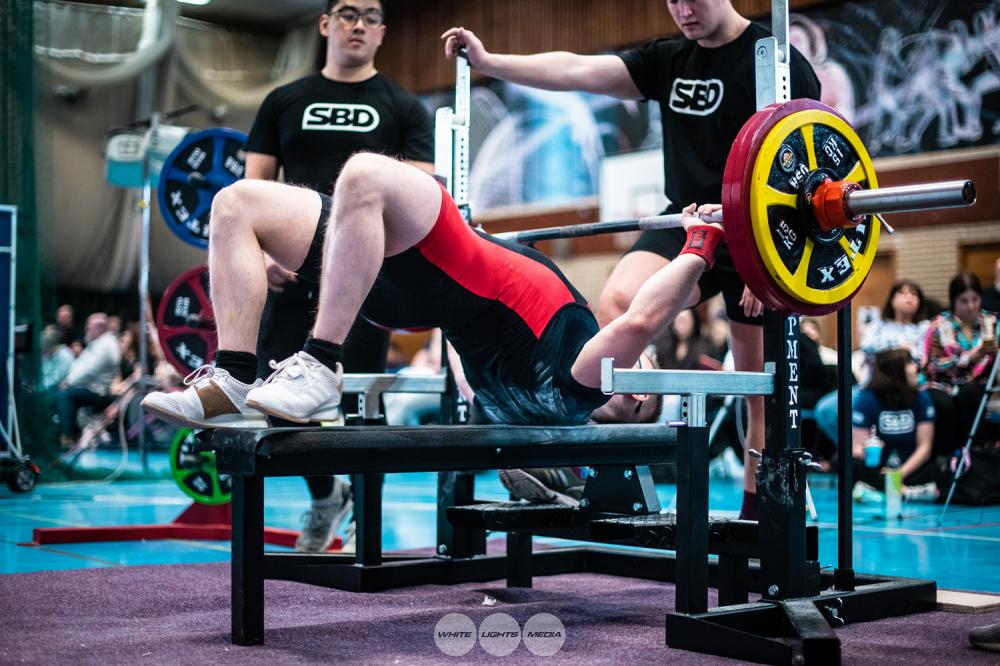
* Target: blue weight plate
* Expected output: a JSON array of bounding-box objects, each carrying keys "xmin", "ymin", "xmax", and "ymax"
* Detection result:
[{"xmin": 157, "ymin": 127, "xmax": 247, "ymax": 250}]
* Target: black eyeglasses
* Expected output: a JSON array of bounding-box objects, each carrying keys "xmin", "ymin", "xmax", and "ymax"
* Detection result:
[{"xmin": 330, "ymin": 6, "xmax": 384, "ymax": 27}]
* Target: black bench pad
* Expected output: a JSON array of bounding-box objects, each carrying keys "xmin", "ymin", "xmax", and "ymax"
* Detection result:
[{"xmin": 206, "ymin": 424, "xmax": 676, "ymax": 476}]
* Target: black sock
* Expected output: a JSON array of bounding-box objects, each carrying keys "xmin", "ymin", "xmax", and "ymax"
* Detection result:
[
  {"xmin": 739, "ymin": 490, "xmax": 758, "ymax": 521},
  {"xmin": 303, "ymin": 337, "xmax": 343, "ymax": 373},
  {"xmin": 215, "ymin": 350, "xmax": 258, "ymax": 384}
]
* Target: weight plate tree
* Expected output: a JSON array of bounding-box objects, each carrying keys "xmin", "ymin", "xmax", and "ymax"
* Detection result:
[
  {"xmin": 157, "ymin": 128, "xmax": 247, "ymax": 249},
  {"xmin": 170, "ymin": 428, "xmax": 231, "ymax": 505},
  {"xmin": 156, "ymin": 266, "xmax": 217, "ymax": 376}
]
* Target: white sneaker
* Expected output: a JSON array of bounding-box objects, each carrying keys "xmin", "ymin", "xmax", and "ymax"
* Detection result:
[
  {"xmin": 340, "ymin": 520, "xmax": 356, "ymax": 554},
  {"xmin": 903, "ymin": 482, "xmax": 940, "ymax": 503},
  {"xmin": 141, "ymin": 366, "xmax": 266, "ymax": 429},
  {"xmin": 294, "ymin": 477, "xmax": 354, "ymax": 553},
  {"xmin": 245, "ymin": 352, "xmax": 343, "ymax": 424},
  {"xmin": 851, "ymin": 481, "xmax": 884, "ymax": 504}
]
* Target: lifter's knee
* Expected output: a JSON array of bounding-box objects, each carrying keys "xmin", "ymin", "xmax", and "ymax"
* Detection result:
[
  {"xmin": 334, "ymin": 152, "xmax": 392, "ymax": 207},
  {"xmin": 210, "ymin": 180, "xmax": 263, "ymax": 240}
]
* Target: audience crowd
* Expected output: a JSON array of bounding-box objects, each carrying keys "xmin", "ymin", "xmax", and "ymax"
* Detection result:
[
  {"xmin": 41, "ymin": 304, "xmax": 182, "ymax": 449},
  {"xmin": 631, "ymin": 264, "xmax": 999, "ymax": 504}
]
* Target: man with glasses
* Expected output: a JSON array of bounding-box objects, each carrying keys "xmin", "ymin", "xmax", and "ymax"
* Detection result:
[
  {"xmin": 442, "ymin": 0, "xmax": 821, "ymax": 518},
  {"xmin": 242, "ymin": 0, "xmax": 434, "ymax": 553}
]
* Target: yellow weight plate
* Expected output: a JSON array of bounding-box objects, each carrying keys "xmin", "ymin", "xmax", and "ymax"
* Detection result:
[{"xmin": 747, "ymin": 108, "xmax": 880, "ymax": 308}]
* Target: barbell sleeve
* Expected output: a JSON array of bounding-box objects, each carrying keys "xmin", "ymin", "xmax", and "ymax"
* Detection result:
[{"xmin": 843, "ymin": 180, "xmax": 976, "ymax": 217}]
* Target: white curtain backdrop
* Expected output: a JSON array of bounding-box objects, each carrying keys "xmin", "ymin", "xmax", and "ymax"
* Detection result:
[{"xmin": 33, "ymin": 0, "xmax": 320, "ymax": 293}]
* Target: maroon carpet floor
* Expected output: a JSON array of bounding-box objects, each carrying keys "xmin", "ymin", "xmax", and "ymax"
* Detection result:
[{"xmin": 2, "ymin": 563, "xmax": 998, "ymax": 664}]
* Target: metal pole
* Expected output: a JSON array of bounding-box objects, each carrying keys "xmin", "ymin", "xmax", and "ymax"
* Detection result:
[
  {"xmin": 834, "ymin": 304, "xmax": 855, "ymax": 591},
  {"xmin": 137, "ymin": 113, "xmax": 159, "ymax": 474},
  {"xmin": 845, "ymin": 180, "xmax": 976, "ymax": 216}
]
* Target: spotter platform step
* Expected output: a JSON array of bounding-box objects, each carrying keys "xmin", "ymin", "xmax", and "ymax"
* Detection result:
[
  {"xmin": 590, "ymin": 513, "xmax": 759, "ymax": 550},
  {"xmin": 447, "ymin": 502, "xmax": 579, "ymax": 530}
]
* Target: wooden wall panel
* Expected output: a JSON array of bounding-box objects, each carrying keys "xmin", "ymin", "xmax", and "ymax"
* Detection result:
[{"xmin": 378, "ymin": 0, "xmax": 838, "ymax": 93}]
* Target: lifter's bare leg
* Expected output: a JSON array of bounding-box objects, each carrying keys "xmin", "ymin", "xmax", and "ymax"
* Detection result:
[
  {"xmin": 209, "ymin": 180, "xmax": 322, "ymax": 352},
  {"xmin": 311, "ymin": 153, "xmax": 442, "ymax": 344},
  {"xmin": 245, "ymin": 154, "xmax": 443, "ymax": 423},
  {"xmin": 141, "ymin": 179, "xmax": 323, "ymax": 428}
]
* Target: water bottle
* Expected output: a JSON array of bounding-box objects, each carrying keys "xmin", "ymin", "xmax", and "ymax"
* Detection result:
[
  {"xmin": 864, "ymin": 425, "xmax": 883, "ymax": 467},
  {"xmin": 884, "ymin": 450, "xmax": 902, "ymax": 521}
]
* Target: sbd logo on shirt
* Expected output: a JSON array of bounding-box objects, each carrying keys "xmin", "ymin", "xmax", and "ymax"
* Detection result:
[
  {"xmin": 668, "ymin": 78, "xmax": 724, "ymax": 116},
  {"xmin": 302, "ymin": 103, "xmax": 381, "ymax": 132}
]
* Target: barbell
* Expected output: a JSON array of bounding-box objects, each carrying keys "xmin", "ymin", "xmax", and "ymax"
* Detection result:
[{"xmin": 500, "ymin": 100, "xmax": 976, "ymax": 315}]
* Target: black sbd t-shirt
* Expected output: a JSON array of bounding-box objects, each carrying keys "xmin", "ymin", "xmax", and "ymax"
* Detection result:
[
  {"xmin": 619, "ymin": 23, "xmax": 822, "ymax": 213},
  {"xmin": 246, "ymin": 72, "xmax": 434, "ymax": 193}
]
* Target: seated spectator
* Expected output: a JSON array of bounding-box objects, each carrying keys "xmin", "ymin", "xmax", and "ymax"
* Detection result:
[
  {"xmin": 851, "ymin": 348, "xmax": 936, "ymax": 499},
  {"xmin": 797, "ymin": 318, "xmax": 838, "ymax": 467},
  {"xmin": 40, "ymin": 324, "xmax": 75, "ymax": 392},
  {"xmin": 113, "ymin": 327, "xmax": 142, "ymax": 391},
  {"xmin": 89, "ymin": 326, "xmax": 152, "ymax": 444},
  {"xmin": 801, "ymin": 317, "xmax": 838, "ymax": 366},
  {"xmin": 981, "ymin": 257, "xmax": 1000, "ymax": 314},
  {"xmin": 705, "ymin": 313, "xmax": 729, "ymax": 364},
  {"xmin": 55, "ymin": 304, "xmax": 83, "ymax": 355},
  {"xmin": 924, "ymin": 272, "xmax": 998, "ymax": 454},
  {"xmin": 55, "ymin": 313, "xmax": 121, "ymax": 446},
  {"xmin": 814, "ymin": 278, "xmax": 931, "ymax": 446},
  {"xmin": 799, "ymin": 318, "xmax": 837, "ymax": 412},
  {"xmin": 652, "ymin": 308, "xmax": 719, "ymax": 371}
]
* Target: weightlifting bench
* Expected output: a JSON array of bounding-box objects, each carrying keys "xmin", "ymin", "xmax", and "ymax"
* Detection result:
[{"xmin": 208, "ymin": 421, "xmax": 680, "ymax": 645}]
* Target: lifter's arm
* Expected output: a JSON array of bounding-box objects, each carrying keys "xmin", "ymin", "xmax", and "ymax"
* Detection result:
[
  {"xmin": 442, "ymin": 27, "xmax": 641, "ymax": 100},
  {"xmin": 245, "ymin": 152, "xmax": 279, "ymax": 180},
  {"xmin": 571, "ymin": 205, "xmax": 720, "ymax": 388}
]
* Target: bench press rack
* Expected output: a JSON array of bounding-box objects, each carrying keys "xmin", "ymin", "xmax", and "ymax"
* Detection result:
[{"xmin": 203, "ymin": 308, "xmax": 936, "ymax": 663}]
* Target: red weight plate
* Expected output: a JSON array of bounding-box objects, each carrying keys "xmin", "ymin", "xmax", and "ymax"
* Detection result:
[
  {"xmin": 723, "ymin": 102, "xmax": 788, "ymax": 311},
  {"xmin": 725, "ymin": 99, "xmax": 857, "ymax": 315},
  {"xmin": 156, "ymin": 266, "xmax": 218, "ymax": 376}
]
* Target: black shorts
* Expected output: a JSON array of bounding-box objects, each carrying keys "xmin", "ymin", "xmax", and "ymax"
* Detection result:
[
  {"xmin": 629, "ymin": 228, "xmax": 763, "ymax": 326},
  {"xmin": 295, "ymin": 192, "xmax": 332, "ymax": 287}
]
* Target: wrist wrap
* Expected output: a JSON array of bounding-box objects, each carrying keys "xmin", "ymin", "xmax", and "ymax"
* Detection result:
[{"xmin": 680, "ymin": 224, "xmax": 724, "ymax": 270}]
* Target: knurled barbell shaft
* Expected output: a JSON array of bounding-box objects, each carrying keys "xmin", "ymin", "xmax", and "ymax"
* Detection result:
[{"xmin": 495, "ymin": 180, "xmax": 974, "ymax": 245}]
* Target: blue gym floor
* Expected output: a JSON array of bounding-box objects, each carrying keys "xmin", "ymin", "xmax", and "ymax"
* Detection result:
[{"xmin": 2, "ymin": 451, "xmax": 999, "ymax": 594}]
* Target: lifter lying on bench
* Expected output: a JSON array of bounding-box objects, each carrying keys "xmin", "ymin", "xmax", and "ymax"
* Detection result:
[{"xmin": 142, "ymin": 153, "xmax": 725, "ymax": 497}]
